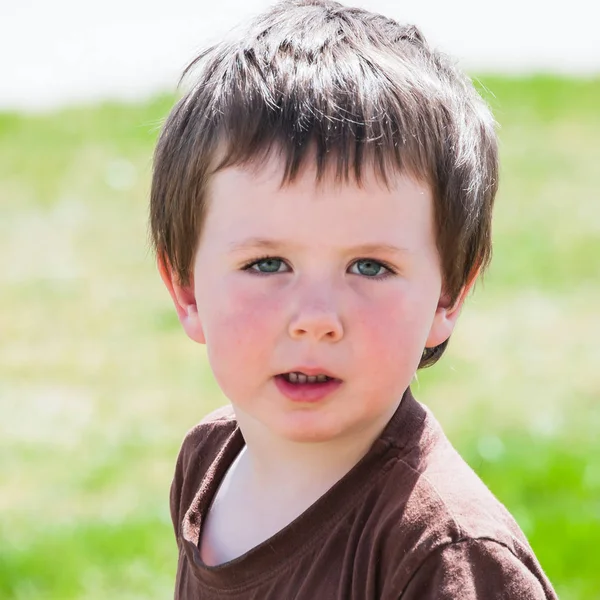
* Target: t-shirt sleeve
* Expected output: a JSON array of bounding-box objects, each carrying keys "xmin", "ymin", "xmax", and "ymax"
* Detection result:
[
  {"xmin": 169, "ymin": 441, "xmax": 186, "ymax": 548},
  {"xmin": 168, "ymin": 407, "xmax": 236, "ymax": 550},
  {"xmin": 401, "ymin": 538, "xmax": 550, "ymax": 599}
]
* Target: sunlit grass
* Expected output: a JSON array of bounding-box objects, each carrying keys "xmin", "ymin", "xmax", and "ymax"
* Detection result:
[{"xmin": 1, "ymin": 77, "xmax": 599, "ymax": 599}]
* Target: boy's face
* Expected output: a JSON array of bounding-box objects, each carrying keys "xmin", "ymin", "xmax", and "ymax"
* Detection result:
[{"xmin": 163, "ymin": 156, "xmax": 468, "ymax": 444}]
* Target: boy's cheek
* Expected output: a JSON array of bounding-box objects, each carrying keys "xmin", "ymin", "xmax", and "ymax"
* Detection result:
[
  {"xmin": 357, "ymin": 295, "xmax": 434, "ymax": 362},
  {"xmin": 203, "ymin": 287, "xmax": 283, "ymax": 353},
  {"xmin": 204, "ymin": 311, "xmax": 273, "ymax": 394},
  {"xmin": 204, "ymin": 306, "xmax": 282, "ymax": 405}
]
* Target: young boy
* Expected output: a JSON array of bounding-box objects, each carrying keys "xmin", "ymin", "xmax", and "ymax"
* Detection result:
[{"xmin": 151, "ymin": 1, "xmax": 558, "ymax": 598}]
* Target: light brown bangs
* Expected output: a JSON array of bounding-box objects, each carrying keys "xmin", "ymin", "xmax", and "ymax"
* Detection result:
[{"xmin": 181, "ymin": 40, "xmax": 438, "ymax": 189}]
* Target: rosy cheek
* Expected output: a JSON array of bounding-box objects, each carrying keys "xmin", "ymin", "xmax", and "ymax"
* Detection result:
[
  {"xmin": 353, "ymin": 292, "xmax": 425, "ymax": 366},
  {"xmin": 359, "ymin": 299, "xmax": 403, "ymax": 347},
  {"xmin": 206, "ymin": 279, "xmax": 283, "ymax": 353}
]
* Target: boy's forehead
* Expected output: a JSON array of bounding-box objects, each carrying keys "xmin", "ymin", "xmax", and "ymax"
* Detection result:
[{"xmin": 202, "ymin": 157, "xmax": 436, "ymax": 255}]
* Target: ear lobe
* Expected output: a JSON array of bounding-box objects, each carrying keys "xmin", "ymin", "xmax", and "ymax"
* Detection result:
[
  {"xmin": 425, "ymin": 265, "xmax": 481, "ymax": 349},
  {"xmin": 424, "ymin": 293, "xmax": 463, "ymax": 349},
  {"xmin": 157, "ymin": 255, "xmax": 206, "ymax": 344}
]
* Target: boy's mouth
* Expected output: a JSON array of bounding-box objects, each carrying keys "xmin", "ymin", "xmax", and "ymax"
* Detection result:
[
  {"xmin": 274, "ymin": 369, "xmax": 343, "ymax": 402},
  {"xmin": 279, "ymin": 371, "xmax": 335, "ymax": 384}
]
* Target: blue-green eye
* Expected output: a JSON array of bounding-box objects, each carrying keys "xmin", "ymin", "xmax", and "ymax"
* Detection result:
[
  {"xmin": 246, "ymin": 257, "xmax": 288, "ymax": 273},
  {"xmin": 350, "ymin": 259, "xmax": 389, "ymax": 277}
]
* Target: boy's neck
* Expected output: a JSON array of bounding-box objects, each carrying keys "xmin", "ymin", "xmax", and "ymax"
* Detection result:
[{"xmin": 233, "ymin": 400, "xmax": 400, "ymax": 495}]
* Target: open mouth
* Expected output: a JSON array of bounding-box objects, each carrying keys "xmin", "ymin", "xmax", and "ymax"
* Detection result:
[
  {"xmin": 278, "ymin": 372, "xmax": 337, "ymax": 384},
  {"xmin": 274, "ymin": 370, "xmax": 342, "ymax": 402}
]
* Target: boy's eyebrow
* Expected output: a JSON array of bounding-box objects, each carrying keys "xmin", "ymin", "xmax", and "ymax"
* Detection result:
[
  {"xmin": 228, "ymin": 237, "xmax": 412, "ymax": 256},
  {"xmin": 350, "ymin": 242, "xmax": 413, "ymax": 256},
  {"xmin": 228, "ymin": 238, "xmax": 284, "ymax": 253}
]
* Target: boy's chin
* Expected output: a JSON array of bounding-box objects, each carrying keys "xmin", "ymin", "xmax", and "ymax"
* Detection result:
[
  {"xmin": 276, "ymin": 427, "xmax": 343, "ymax": 444},
  {"xmin": 234, "ymin": 409, "xmax": 344, "ymax": 444},
  {"xmin": 264, "ymin": 413, "xmax": 372, "ymax": 445}
]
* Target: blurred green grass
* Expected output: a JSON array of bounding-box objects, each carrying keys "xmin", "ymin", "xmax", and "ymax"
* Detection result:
[{"xmin": 1, "ymin": 76, "xmax": 599, "ymax": 599}]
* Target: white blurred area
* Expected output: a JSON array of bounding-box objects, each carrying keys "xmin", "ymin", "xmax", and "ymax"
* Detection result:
[{"xmin": 1, "ymin": 0, "xmax": 598, "ymax": 111}]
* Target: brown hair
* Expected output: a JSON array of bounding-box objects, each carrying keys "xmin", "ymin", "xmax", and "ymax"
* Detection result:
[{"xmin": 150, "ymin": 0, "xmax": 498, "ymax": 368}]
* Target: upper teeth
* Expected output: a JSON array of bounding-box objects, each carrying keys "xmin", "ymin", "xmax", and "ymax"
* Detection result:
[{"xmin": 287, "ymin": 372, "xmax": 329, "ymax": 383}]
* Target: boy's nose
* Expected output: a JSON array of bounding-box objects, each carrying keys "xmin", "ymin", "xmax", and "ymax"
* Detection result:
[{"xmin": 287, "ymin": 304, "xmax": 344, "ymax": 343}]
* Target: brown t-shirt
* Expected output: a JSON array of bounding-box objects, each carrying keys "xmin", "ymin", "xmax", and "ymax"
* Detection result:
[{"xmin": 170, "ymin": 388, "xmax": 558, "ymax": 599}]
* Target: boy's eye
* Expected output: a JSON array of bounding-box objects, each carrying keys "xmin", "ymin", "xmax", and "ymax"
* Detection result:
[
  {"xmin": 245, "ymin": 257, "xmax": 288, "ymax": 273},
  {"xmin": 349, "ymin": 259, "xmax": 389, "ymax": 277}
]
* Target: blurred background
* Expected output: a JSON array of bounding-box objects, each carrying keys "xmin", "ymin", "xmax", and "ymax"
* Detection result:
[{"xmin": 1, "ymin": 1, "xmax": 598, "ymax": 598}]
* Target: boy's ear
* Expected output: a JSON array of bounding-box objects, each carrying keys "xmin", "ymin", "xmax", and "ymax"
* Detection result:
[
  {"xmin": 157, "ymin": 255, "xmax": 206, "ymax": 344},
  {"xmin": 425, "ymin": 265, "xmax": 481, "ymax": 349}
]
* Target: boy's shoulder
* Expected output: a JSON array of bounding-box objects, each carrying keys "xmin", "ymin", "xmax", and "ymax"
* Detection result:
[
  {"xmin": 400, "ymin": 420, "xmax": 525, "ymax": 545},
  {"xmin": 371, "ymin": 402, "xmax": 555, "ymax": 597},
  {"xmin": 175, "ymin": 404, "xmax": 238, "ymax": 471},
  {"xmin": 185, "ymin": 404, "xmax": 237, "ymax": 440},
  {"xmin": 377, "ymin": 404, "xmax": 524, "ymax": 549},
  {"xmin": 170, "ymin": 404, "xmax": 240, "ymax": 534}
]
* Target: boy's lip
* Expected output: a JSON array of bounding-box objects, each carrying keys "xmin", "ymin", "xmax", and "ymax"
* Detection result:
[{"xmin": 274, "ymin": 375, "xmax": 342, "ymax": 403}]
